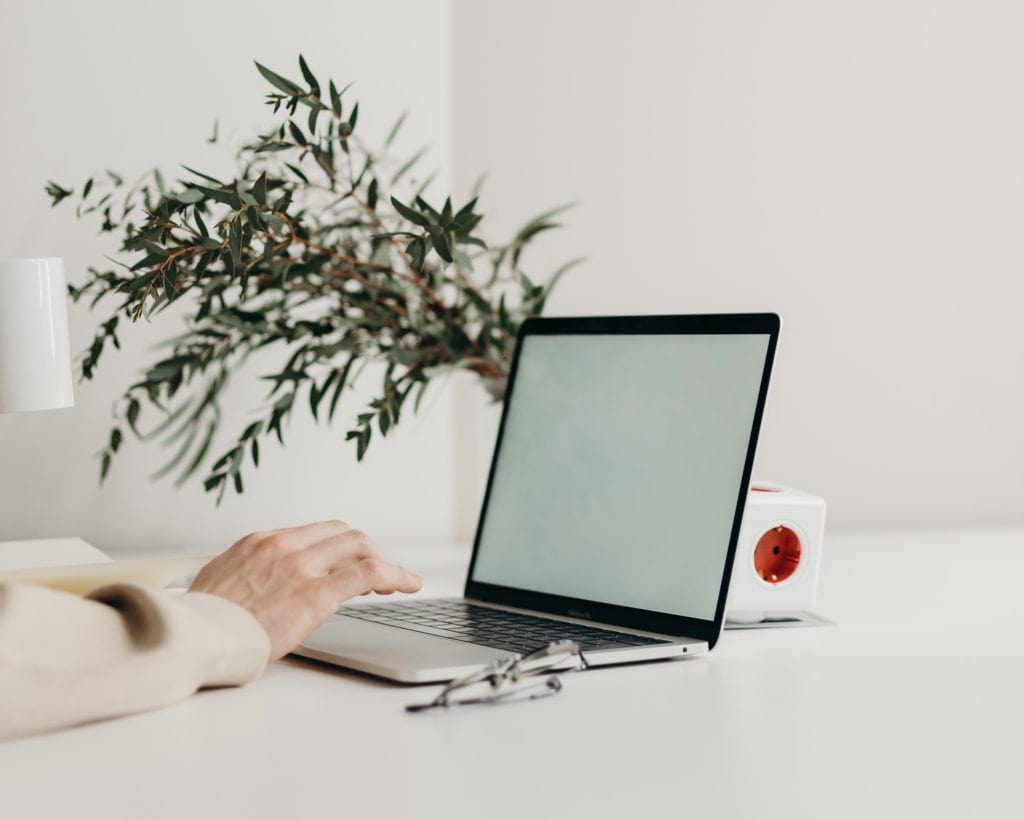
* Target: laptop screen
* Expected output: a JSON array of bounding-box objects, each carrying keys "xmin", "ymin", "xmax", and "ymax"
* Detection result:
[{"xmin": 468, "ymin": 329, "xmax": 772, "ymax": 622}]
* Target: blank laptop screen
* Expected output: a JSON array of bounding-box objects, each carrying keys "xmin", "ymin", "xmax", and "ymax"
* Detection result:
[{"xmin": 469, "ymin": 332, "xmax": 771, "ymax": 621}]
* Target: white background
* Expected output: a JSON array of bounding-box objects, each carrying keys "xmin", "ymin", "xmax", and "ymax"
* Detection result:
[{"xmin": 1, "ymin": 0, "xmax": 1022, "ymax": 554}]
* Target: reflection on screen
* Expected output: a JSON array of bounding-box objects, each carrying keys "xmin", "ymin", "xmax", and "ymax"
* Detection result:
[{"xmin": 470, "ymin": 333, "xmax": 770, "ymax": 621}]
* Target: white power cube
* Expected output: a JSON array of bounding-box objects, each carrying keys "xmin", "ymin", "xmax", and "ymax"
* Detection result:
[{"xmin": 725, "ymin": 481, "xmax": 826, "ymax": 624}]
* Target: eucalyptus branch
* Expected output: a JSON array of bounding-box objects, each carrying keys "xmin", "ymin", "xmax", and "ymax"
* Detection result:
[{"xmin": 48, "ymin": 54, "xmax": 579, "ymax": 501}]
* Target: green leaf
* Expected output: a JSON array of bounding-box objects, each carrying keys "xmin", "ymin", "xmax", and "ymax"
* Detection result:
[
  {"xmin": 329, "ymin": 80, "xmax": 342, "ymax": 117},
  {"xmin": 269, "ymin": 411, "xmax": 285, "ymax": 444},
  {"xmin": 415, "ymin": 196, "xmax": 441, "ymax": 221},
  {"xmin": 126, "ymin": 398, "xmax": 141, "ymax": 435},
  {"xmin": 176, "ymin": 420, "xmax": 218, "ymax": 485},
  {"xmin": 390, "ymin": 196, "xmax": 431, "ymax": 227},
  {"xmin": 391, "ymin": 146, "xmax": 426, "ymax": 184},
  {"xmin": 211, "ymin": 448, "xmax": 235, "ymax": 473},
  {"xmin": 310, "ymin": 371, "xmax": 334, "ymax": 421},
  {"xmin": 288, "ymin": 120, "xmax": 307, "ymax": 146},
  {"xmin": 405, "ymin": 237, "xmax": 426, "ymax": 269},
  {"xmin": 457, "ymin": 214, "xmax": 484, "ymax": 237},
  {"xmin": 253, "ymin": 172, "xmax": 268, "ymax": 205},
  {"xmin": 174, "ymin": 188, "xmax": 203, "ymax": 204},
  {"xmin": 163, "ymin": 264, "xmax": 179, "ymax": 300},
  {"xmin": 194, "ymin": 208, "xmax": 209, "ymax": 237},
  {"xmin": 100, "ymin": 452, "xmax": 112, "ymax": 482},
  {"xmin": 511, "ymin": 222, "xmax": 559, "ymax": 267},
  {"xmin": 413, "ymin": 381, "xmax": 429, "ymax": 412},
  {"xmin": 45, "ymin": 181, "xmax": 74, "ymax": 206},
  {"xmin": 241, "ymin": 421, "xmax": 262, "ymax": 440},
  {"xmin": 328, "ymin": 358, "xmax": 354, "ymax": 422},
  {"xmin": 385, "ymin": 111, "xmax": 407, "ymax": 148},
  {"xmin": 469, "ymin": 172, "xmax": 488, "ymax": 199},
  {"xmin": 255, "ymin": 61, "xmax": 303, "ymax": 95},
  {"xmin": 145, "ymin": 398, "xmax": 194, "ymax": 439},
  {"xmin": 130, "ymin": 252, "xmax": 166, "ymax": 272},
  {"xmin": 454, "ymin": 196, "xmax": 478, "ymax": 221},
  {"xmin": 348, "ymin": 103, "xmax": 359, "ymax": 131},
  {"xmin": 180, "ymin": 165, "xmax": 224, "ymax": 185},
  {"xmin": 367, "ymin": 178, "xmax": 378, "ymax": 210},
  {"xmin": 110, "ymin": 427, "xmax": 123, "ymax": 453},
  {"xmin": 237, "ymin": 182, "xmax": 257, "ymax": 206},
  {"xmin": 188, "ymin": 183, "xmax": 235, "ymax": 206},
  {"xmin": 298, "ymin": 54, "xmax": 319, "ymax": 96},
  {"xmin": 430, "ymin": 232, "xmax": 453, "ymax": 263},
  {"xmin": 273, "ymin": 390, "xmax": 295, "ymax": 412},
  {"xmin": 284, "ymin": 162, "xmax": 309, "ymax": 184},
  {"xmin": 308, "ymin": 380, "xmax": 322, "ymax": 421},
  {"xmin": 514, "ymin": 204, "xmax": 575, "ymax": 243},
  {"xmin": 229, "ymin": 221, "xmax": 242, "ymax": 267},
  {"xmin": 274, "ymin": 188, "xmax": 293, "ymax": 212},
  {"xmin": 355, "ymin": 427, "xmax": 371, "ymax": 460}
]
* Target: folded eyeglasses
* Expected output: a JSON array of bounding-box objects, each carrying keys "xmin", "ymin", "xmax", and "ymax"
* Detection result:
[{"xmin": 406, "ymin": 640, "xmax": 590, "ymax": 712}]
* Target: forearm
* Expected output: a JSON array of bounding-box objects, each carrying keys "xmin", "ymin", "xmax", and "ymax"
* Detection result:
[{"xmin": 0, "ymin": 582, "xmax": 270, "ymax": 741}]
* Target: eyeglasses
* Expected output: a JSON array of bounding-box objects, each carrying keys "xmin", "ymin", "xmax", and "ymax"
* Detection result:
[{"xmin": 406, "ymin": 640, "xmax": 590, "ymax": 712}]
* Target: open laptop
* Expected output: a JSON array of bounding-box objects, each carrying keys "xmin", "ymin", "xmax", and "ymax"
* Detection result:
[{"xmin": 295, "ymin": 313, "xmax": 780, "ymax": 682}]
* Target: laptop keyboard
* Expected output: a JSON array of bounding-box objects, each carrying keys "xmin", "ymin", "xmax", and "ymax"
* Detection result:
[{"xmin": 341, "ymin": 598, "xmax": 669, "ymax": 655}]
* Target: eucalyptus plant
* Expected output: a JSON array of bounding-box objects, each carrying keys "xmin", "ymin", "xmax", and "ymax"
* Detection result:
[{"xmin": 48, "ymin": 56, "xmax": 578, "ymax": 501}]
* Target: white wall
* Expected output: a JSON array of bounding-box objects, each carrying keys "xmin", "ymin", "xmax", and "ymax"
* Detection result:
[
  {"xmin": 3, "ymin": 1, "xmax": 1022, "ymax": 555},
  {"xmin": 0, "ymin": 0, "xmax": 457, "ymax": 553},
  {"xmin": 453, "ymin": 0, "xmax": 1024, "ymax": 533}
]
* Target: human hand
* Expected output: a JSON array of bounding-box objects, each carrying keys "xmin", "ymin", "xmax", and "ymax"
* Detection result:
[{"xmin": 189, "ymin": 520, "xmax": 422, "ymax": 660}]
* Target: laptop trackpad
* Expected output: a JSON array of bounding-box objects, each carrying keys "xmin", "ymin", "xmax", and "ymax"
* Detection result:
[{"xmin": 296, "ymin": 615, "xmax": 511, "ymax": 683}]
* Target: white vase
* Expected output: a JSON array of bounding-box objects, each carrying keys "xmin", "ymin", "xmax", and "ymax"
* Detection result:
[{"xmin": 0, "ymin": 257, "xmax": 74, "ymax": 413}]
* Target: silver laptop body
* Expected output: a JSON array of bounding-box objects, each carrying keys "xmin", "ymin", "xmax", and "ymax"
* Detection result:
[{"xmin": 295, "ymin": 313, "xmax": 780, "ymax": 683}]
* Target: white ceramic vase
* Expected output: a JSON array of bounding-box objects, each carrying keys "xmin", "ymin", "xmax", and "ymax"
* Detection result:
[{"xmin": 0, "ymin": 257, "xmax": 74, "ymax": 413}]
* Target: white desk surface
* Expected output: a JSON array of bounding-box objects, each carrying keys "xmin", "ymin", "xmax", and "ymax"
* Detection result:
[{"xmin": 2, "ymin": 527, "xmax": 1022, "ymax": 819}]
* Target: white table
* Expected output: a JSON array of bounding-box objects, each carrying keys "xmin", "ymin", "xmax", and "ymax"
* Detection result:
[{"xmin": 2, "ymin": 528, "xmax": 1022, "ymax": 819}]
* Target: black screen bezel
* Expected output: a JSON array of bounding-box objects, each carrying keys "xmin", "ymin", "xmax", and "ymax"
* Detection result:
[{"xmin": 463, "ymin": 313, "xmax": 780, "ymax": 649}]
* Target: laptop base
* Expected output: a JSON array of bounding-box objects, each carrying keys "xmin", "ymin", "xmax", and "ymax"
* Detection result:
[{"xmin": 296, "ymin": 599, "xmax": 707, "ymax": 684}]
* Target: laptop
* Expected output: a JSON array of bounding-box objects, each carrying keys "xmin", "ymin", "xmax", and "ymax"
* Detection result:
[{"xmin": 295, "ymin": 313, "xmax": 780, "ymax": 682}]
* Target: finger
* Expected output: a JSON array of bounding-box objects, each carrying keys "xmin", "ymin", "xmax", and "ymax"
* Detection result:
[
  {"xmin": 366, "ymin": 563, "xmax": 423, "ymax": 595},
  {"xmin": 326, "ymin": 557, "xmax": 422, "ymax": 602},
  {"xmin": 305, "ymin": 529, "xmax": 381, "ymax": 573}
]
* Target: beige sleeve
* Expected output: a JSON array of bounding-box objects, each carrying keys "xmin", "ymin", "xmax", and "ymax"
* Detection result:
[{"xmin": 0, "ymin": 582, "xmax": 270, "ymax": 741}]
